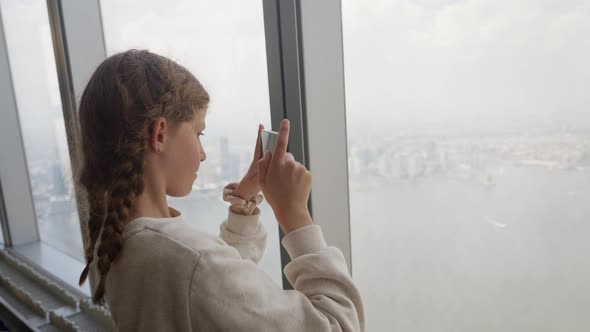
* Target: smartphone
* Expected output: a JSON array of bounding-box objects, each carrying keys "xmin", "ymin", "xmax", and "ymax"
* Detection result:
[{"xmin": 260, "ymin": 129, "xmax": 279, "ymax": 159}]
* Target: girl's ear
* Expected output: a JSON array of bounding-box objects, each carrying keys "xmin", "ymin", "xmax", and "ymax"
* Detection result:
[{"xmin": 150, "ymin": 117, "xmax": 168, "ymax": 153}]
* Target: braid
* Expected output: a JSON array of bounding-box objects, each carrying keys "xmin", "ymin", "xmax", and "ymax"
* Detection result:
[
  {"xmin": 79, "ymin": 188, "xmax": 107, "ymax": 286},
  {"xmin": 77, "ymin": 49, "xmax": 210, "ymax": 304},
  {"xmin": 92, "ymin": 146, "xmax": 145, "ymax": 304}
]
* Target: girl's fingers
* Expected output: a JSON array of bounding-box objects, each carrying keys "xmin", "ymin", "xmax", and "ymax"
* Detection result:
[
  {"xmin": 284, "ymin": 152, "xmax": 295, "ymax": 163},
  {"xmin": 271, "ymin": 119, "xmax": 289, "ymax": 165},
  {"xmin": 257, "ymin": 151, "xmax": 271, "ymax": 186}
]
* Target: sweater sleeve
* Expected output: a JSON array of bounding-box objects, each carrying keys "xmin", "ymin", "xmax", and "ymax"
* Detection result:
[
  {"xmin": 218, "ymin": 206, "xmax": 267, "ymax": 264},
  {"xmin": 189, "ymin": 224, "xmax": 365, "ymax": 332}
]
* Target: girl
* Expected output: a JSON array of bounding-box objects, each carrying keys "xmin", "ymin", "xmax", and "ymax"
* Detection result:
[{"xmin": 76, "ymin": 49, "xmax": 365, "ymax": 331}]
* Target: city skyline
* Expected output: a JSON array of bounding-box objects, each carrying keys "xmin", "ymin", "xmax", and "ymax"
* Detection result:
[{"xmin": 2, "ymin": 0, "xmax": 589, "ymax": 330}]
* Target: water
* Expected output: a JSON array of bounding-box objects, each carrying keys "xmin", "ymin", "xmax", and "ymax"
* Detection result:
[{"xmin": 351, "ymin": 166, "xmax": 590, "ymax": 331}]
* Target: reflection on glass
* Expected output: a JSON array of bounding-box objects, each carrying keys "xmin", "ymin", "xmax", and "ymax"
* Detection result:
[
  {"xmin": 0, "ymin": 0, "xmax": 83, "ymax": 261},
  {"xmin": 100, "ymin": 0, "xmax": 281, "ymax": 285},
  {"xmin": 342, "ymin": 1, "xmax": 590, "ymax": 330}
]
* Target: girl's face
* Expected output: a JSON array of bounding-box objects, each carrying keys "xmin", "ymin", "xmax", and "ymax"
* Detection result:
[{"xmin": 161, "ymin": 110, "xmax": 207, "ymax": 197}]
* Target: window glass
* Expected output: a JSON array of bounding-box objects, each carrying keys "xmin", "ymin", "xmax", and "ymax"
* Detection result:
[
  {"xmin": 0, "ymin": 0, "xmax": 84, "ymax": 262},
  {"xmin": 342, "ymin": 1, "xmax": 590, "ymax": 330}
]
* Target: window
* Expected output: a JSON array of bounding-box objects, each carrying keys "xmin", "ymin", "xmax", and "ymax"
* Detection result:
[
  {"xmin": 0, "ymin": 0, "xmax": 84, "ymax": 262},
  {"xmin": 100, "ymin": 0, "xmax": 281, "ymax": 285},
  {"xmin": 342, "ymin": 0, "xmax": 590, "ymax": 330}
]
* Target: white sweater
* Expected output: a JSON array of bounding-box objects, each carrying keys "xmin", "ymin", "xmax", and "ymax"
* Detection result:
[{"xmin": 105, "ymin": 206, "xmax": 365, "ymax": 331}]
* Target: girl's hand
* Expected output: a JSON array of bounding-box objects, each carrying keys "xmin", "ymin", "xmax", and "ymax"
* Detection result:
[
  {"xmin": 232, "ymin": 124, "xmax": 265, "ymax": 201},
  {"xmin": 257, "ymin": 119, "xmax": 313, "ymax": 234}
]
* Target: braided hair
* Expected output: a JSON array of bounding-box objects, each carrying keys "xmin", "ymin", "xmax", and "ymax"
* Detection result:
[{"xmin": 76, "ymin": 49, "xmax": 209, "ymax": 304}]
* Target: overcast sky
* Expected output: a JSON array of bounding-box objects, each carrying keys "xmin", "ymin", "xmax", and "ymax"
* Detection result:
[
  {"xmin": 102, "ymin": 0, "xmax": 590, "ymax": 133},
  {"xmin": 342, "ymin": 0, "xmax": 590, "ymax": 131},
  {"xmin": 2, "ymin": 0, "xmax": 589, "ymax": 138}
]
